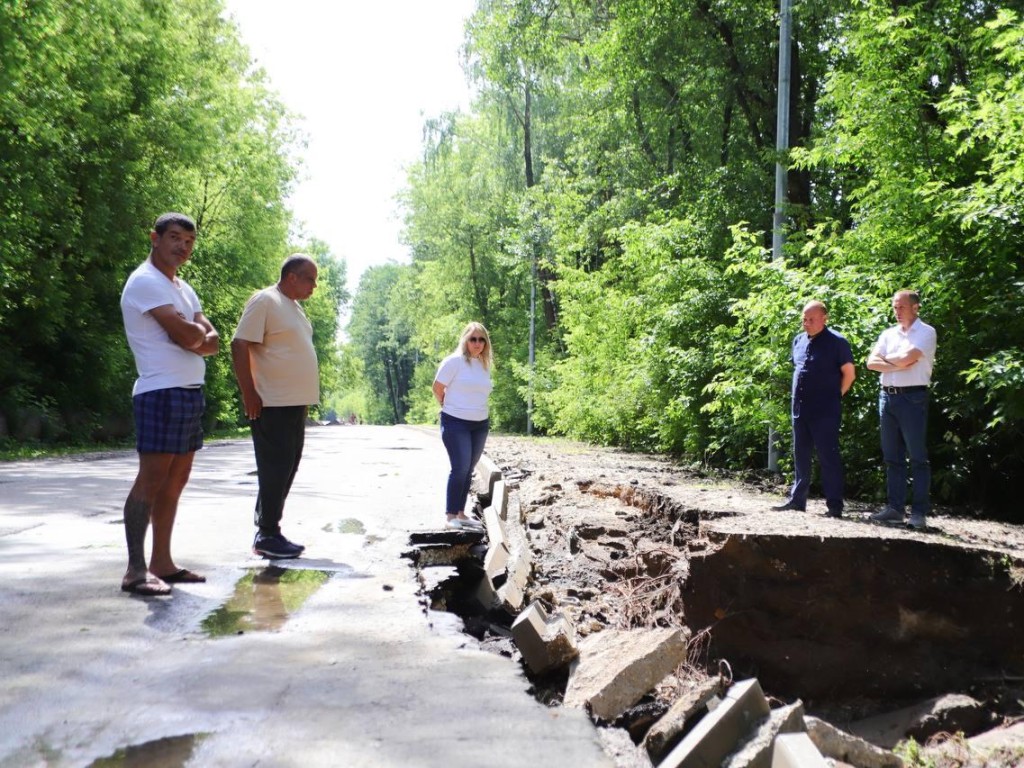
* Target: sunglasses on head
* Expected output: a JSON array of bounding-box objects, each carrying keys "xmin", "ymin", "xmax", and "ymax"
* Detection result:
[{"xmin": 468, "ymin": 336, "xmax": 486, "ymax": 343}]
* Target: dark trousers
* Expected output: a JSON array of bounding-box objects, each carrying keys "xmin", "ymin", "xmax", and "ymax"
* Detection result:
[
  {"xmin": 440, "ymin": 412, "xmax": 489, "ymax": 514},
  {"xmin": 251, "ymin": 405, "xmax": 306, "ymax": 535},
  {"xmin": 879, "ymin": 390, "xmax": 930, "ymax": 516},
  {"xmin": 789, "ymin": 412, "xmax": 844, "ymax": 513}
]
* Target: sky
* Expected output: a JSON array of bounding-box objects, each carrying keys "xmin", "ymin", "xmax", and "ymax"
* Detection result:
[{"xmin": 222, "ymin": 0, "xmax": 477, "ymax": 294}]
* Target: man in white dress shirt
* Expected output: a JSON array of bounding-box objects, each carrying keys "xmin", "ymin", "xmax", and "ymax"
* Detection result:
[{"xmin": 866, "ymin": 290, "xmax": 937, "ymax": 529}]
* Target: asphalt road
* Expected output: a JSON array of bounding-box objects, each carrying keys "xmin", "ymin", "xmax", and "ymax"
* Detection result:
[{"xmin": 0, "ymin": 425, "xmax": 612, "ymax": 768}]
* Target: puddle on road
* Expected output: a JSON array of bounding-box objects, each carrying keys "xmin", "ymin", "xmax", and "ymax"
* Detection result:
[
  {"xmin": 322, "ymin": 518, "xmax": 366, "ymax": 534},
  {"xmin": 87, "ymin": 733, "xmax": 208, "ymax": 767},
  {"xmin": 201, "ymin": 567, "xmax": 331, "ymax": 637}
]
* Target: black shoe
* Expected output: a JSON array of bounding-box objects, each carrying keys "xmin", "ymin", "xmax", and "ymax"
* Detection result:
[
  {"xmin": 771, "ymin": 501, "xmax": 805, "ymax": 512},
  {"xmin": 825, "ymin": 509, "xmax": 842, "ymax": 519},
  {"xmin": 253, "ymin": 533, "xmax": 303, "ymax": 559}
]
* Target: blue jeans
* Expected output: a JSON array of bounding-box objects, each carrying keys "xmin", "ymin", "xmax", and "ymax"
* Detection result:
[
  {"xmin": 879, "ymin": 390, "xmax": 930, "ymax": 516},
  {"xmin": 440, "ymin": 412, "xmax": 489, "ymax": 514}
]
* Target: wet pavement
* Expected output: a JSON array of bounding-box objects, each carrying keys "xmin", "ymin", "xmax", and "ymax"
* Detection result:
[{"xmin": 0, "ymin": 425, "xmax": 612, "ymax": 768}]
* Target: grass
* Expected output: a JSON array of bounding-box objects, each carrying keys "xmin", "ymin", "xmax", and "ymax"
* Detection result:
[
  {"xmin": 0, "ymin": 426, "xmax": 251, "ymax": 462},
  {"xmin": 895, "ymin": 733, "xmax": 1024, "ymax": 768}
]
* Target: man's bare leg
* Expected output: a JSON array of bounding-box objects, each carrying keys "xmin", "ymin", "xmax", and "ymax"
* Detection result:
[
  {"xmin": 121, "ymin": 452, "xmax": 176, "ymax": 594},
  {"xmin": 148, "ymin": 451, "xmax": 195, "ymax": 577}
]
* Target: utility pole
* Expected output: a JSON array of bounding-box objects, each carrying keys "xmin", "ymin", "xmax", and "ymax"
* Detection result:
[
  {"xmin": 768, "ymin": 0, "xmax": 792, "ymax": 472},
  {"xmin": 527, "ymin": 246, "xmax": 536, "ymax": 436}
]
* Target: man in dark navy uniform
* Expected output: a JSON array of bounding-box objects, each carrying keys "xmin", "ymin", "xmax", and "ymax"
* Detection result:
[{"xmin": 772, "ymin": 300, "xmax": 856, "ymax": 517}]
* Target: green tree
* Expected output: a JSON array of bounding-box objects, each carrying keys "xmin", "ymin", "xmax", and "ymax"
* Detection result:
[
  {"xmin": 347, "ymin": 265, "xmax": 418, "ymax": 424},
  {"xmin": 0, "ymin": 0, "xmax": 329, "ymax": 443}
]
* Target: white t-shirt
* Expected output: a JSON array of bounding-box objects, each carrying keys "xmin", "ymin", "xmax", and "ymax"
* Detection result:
[
  {"xmin": 435, "ymin": 353, "xmax": 492, "ymax": 421},
  {"xmin": 120, "ymin": 260, "xmax": 205, "ymax": 396},
  {"xmin": 875, "ymin": 318, "xmax": 937, "ymax": 387},
  {"xmin": 232, "ymin": 286, "xmax": 319, "ymax": 406}
]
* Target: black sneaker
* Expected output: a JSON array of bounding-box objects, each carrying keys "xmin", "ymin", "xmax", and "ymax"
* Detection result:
[
  {"xmin": 253, "ymin": 533, "xmax": 303, "ymax": 559},
  {"xmin": 278, "ymin": 533, "xmax": 306, "ymax": 553}
]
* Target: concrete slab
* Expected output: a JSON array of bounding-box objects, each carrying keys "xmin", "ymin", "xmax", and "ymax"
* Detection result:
[
  {"xmin": 722, "ymin": 700, "xmax": 805, "ymax": 768},
  {"xmin": 491, "ymin": 479, "xmax": 509, "ymax": 520},
  {"xmin": 0, "ymin": 426, "xmax": 613, "ymax": 768},
  {"xmin": 564, "ymin": 628, "xmax": 689, "ymax": 721},
  {"xmin": 771, "ymin": 733, "xmax": 828, "ymax": 768},
  {"xmin": 511, "ymin": 600, "xmax": 578, "ymax": 675},
  {"xmin": 658, "ymin": 678, "xmax": 772, "ymax": 768},
  {"xmin": 476, "ymin": 454, "xmax": 503, "ymax": 499},
  {"xmin": 643, "ymin": 676, "xmax": 723, "ymax": 761},
  {"xmin": 804, "ymin": 716, "xmax": 904, "ymax": 768}
]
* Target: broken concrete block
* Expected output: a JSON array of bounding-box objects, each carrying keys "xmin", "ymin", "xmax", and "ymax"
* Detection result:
[
  {"xmin": 483, "ymin": 541, "xmax": 509, "ymax": 582},
  {"xmin": 953, "ymin": 720, "xmax": 1024, "ymax": 764},
  {"xmin": 474, "ymin": 571, "xmax": 499, "ymax": 610},
  {"xmin": 496, "ymin": 547, "xmax": 530, "ymax": 612},
  {"xmin": 722, "ymin": 700, "xmax": 805, "ymax": 768},
  {"xmin": 658, "ymin": 678, "xmax": 771, "ymax": 768},
  {"xmin": 564, "ymin": 628, "xmax": 689, "ymax": 721},
  {"xmin": 804, "ymin": 716, "xmax": 904, "ymax": 768},
  {"xmin": 476, "ymin": 454, "xmax": 502, "ymax": 498},
  {"xmin": 408, "ymin": 529, "xmax": 484, "ymax": 545},
  {"xmin": 771, "ymin": 733, "xmax": 828, "ymax": 768},
  {"xmin": 483, "ymin": 506, "xmax": 509, "ymax": 552},
  {"xmin": 507, "ymin": 491, "xmax": 524, "ymax": 524},
  {"xmin": 643, "ymin": 676, "xmax": 723, "ymax": 761},
  {"xmin": 847, "ymin": 693, "xmax": 992, "ymax": 749},
  {"xmin": 491, "ymin": 479, "xmax": 509, "ymax": 520},
  {"xmin": 492, "ymin": 498, "xmax": 533, "ymax": 613},
  {"xmin": 511, "ymin": 601, "xmax": 578, "ymax": 675}
]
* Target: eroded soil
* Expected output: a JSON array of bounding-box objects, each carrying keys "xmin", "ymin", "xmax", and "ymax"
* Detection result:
[{"xmin": 480, "ymin": 434, "xmax": 1024, "ymax": 760}]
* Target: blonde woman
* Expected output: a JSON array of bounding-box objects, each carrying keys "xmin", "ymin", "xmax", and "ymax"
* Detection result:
[{"xmin": 432, "ymin": 322, "xmax": 494, "ymax": 530}]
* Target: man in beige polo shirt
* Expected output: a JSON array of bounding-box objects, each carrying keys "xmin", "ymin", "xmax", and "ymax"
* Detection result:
[{"xmin": 231, "ymin": 254, "xmax": 319, "ymax": 559}]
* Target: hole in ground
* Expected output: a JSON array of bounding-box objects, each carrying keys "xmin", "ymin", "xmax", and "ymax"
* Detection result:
[
  {"xmin": 87, "ymin": 733, "xmax": 208, "ymax": 768},
  {"xmin": 411, "ymin": 480, "xmax": 1024, "ymax": 753},
  {"xmin": 682, "ymin": 531, "xmax": 1024, "ymax": 724}
]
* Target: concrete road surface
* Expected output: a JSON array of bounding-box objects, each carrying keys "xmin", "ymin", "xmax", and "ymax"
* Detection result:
[{"xmin": 0, "ymin": 425, "xmax": 612, "ymax": 768}]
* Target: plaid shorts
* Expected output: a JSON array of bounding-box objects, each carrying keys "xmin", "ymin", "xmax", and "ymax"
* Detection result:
[{"xmin": 133, "ymin": 387, "xmax": 205, "ymax": 454}]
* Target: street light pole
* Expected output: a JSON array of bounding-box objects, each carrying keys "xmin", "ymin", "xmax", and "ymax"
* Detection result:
[
  {"xmin": 527, "ymin": 247, "xmax": 536, "ymax": 436},
  {"xmin": 768, "ymin": 0, "xmax": 792, "ymax": 472}
]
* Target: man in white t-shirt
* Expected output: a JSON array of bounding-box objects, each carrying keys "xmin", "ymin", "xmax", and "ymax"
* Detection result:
[
  {"xmin": 231, "ymin": 255, "xmax": 320, "ymax": 559},
  {"xmin": 866, "ymin": 289, "xmax": 938, "ymax": 530},
  {"xmin": 119, "ymin": 212, "xmax": 220, "ymax": 596}
]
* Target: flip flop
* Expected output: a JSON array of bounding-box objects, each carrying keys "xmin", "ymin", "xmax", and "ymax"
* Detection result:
[
  {"xmin": 121, "ymin": 576, "xmax": 172, "ymax": 596},
  {"xmin": 158, "ymin": 568, "xmax": 206, "ymax": 584}
]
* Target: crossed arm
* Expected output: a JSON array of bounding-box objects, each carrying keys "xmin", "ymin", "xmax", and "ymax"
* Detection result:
[
  {"xmin": 866, "ymin": 343, "xmax": 922, "ymax": 373},
  {"xmin": 149, "ymin": 304, "xmax": 219, "ymax": 356}
]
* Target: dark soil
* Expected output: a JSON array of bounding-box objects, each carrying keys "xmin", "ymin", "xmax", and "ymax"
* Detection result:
[{"xmin": 478, "ymin": 434, "xmax": 1024, "ymax": 763}]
